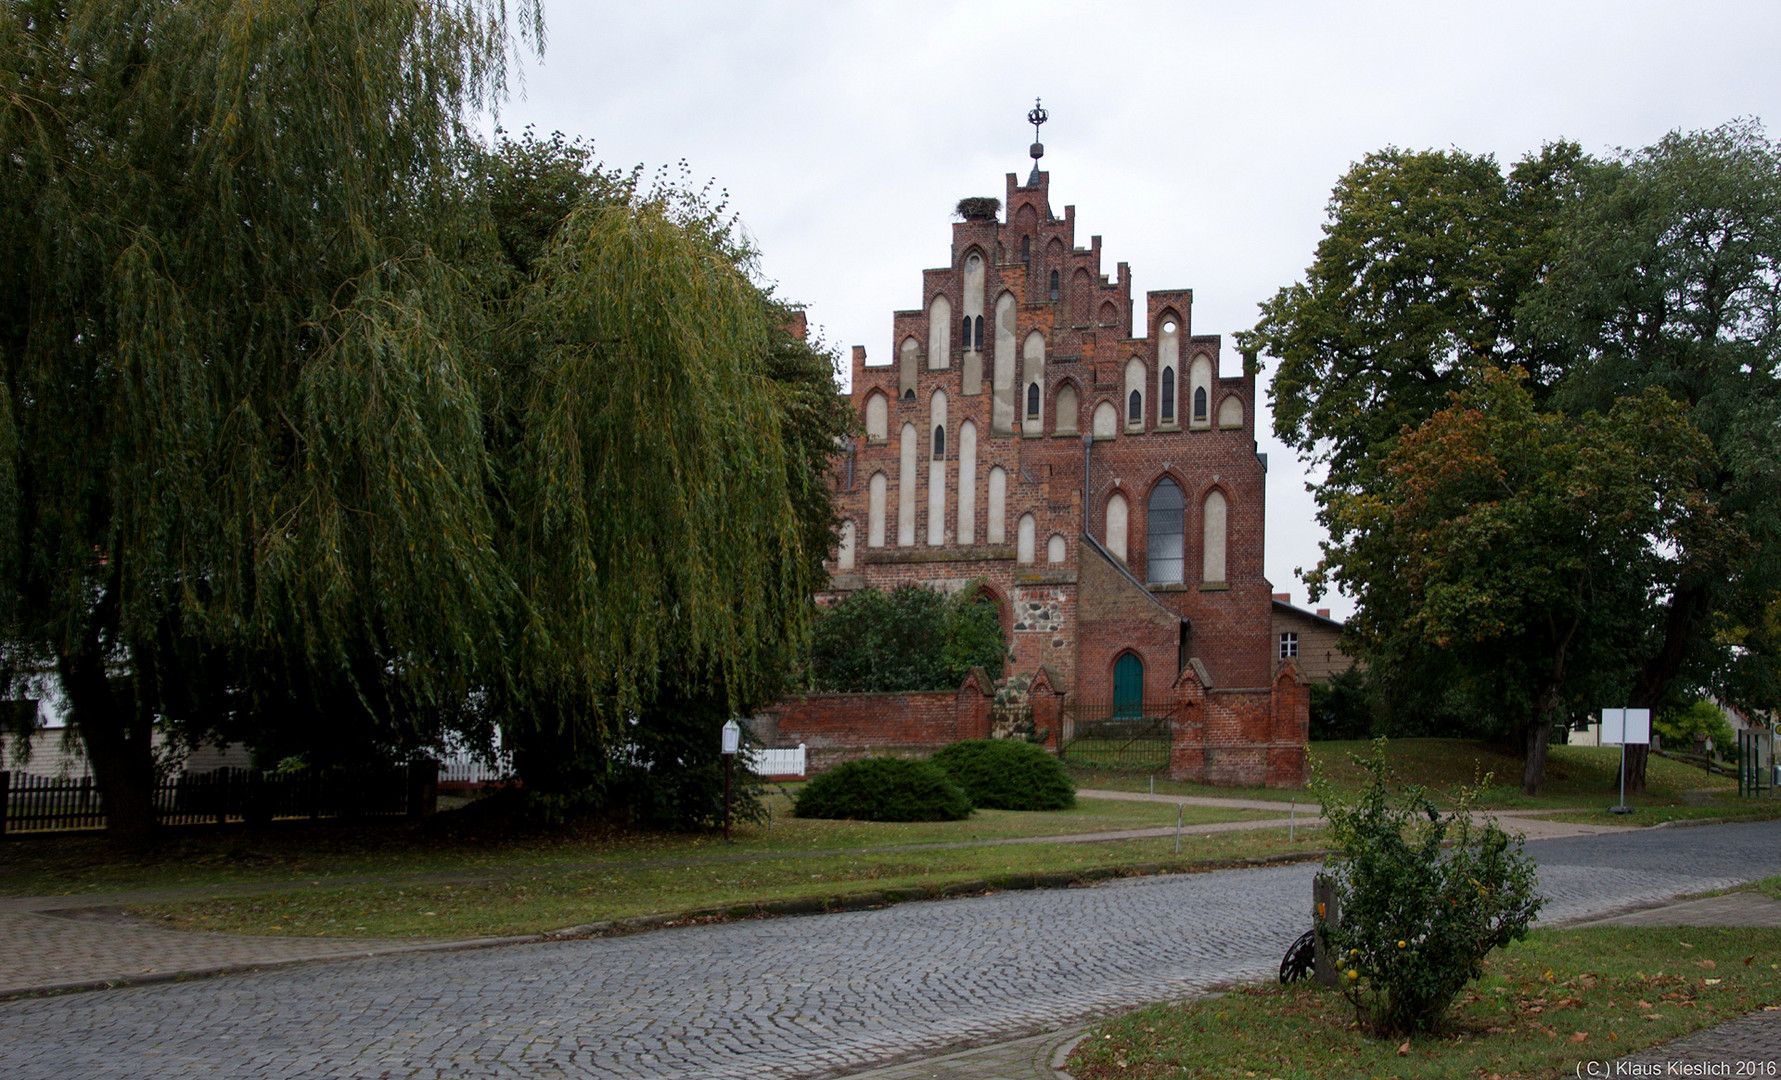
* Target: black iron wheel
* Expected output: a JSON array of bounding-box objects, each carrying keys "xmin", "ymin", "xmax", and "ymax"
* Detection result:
[{"xmin": 1279, "ymin": 928, "xmax": 1317, "ymax": 984}]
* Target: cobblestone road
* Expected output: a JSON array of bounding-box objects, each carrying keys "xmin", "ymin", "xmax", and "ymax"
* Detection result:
[{"xmin": 3, "ymin": 820, "xmax": 1779, "ymax": 1079}]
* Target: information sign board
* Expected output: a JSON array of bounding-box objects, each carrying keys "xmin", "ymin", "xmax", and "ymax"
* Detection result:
[{"xmin": 1600, "ymin": 708, "xmax": 1651, "ymax": 746}]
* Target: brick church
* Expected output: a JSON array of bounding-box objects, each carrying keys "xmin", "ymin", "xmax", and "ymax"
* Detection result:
[{"xmin": 812, "ymin": 129, "xmax": 1309, "ymax": 788}]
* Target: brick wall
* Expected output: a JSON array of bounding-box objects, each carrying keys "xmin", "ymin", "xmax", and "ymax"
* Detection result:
[
  {"xmin": 1076, "ymin": 535, "xmax": 1180, "ymax": 703},
  {"xmin": 762, "ymin": 672, "xmax": 993, "ymax": 773},
  {"xmin": 1168, "ymin": 661, "xmax": 1309, "ymax": 788}
]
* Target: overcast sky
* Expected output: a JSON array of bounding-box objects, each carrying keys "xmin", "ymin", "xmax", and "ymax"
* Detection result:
[{"xmin": 488, "ymin": 0, "xmax": 1781, "ymax": 620}]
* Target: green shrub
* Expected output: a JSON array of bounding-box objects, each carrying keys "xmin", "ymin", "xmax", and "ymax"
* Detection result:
[
  {"xmin": 1655, "ymin": 698, "xmax": 1735, "ymax": 754},
  {"xmin": 1314, "ymin": 739, "xmax": 1543, "ymax": 1035},
  {"xmin": 930, "ymin": 739, "xmax": 1075, "ymax": 811},
  {"xmin": 793, "ymin": 757, "xmax": 973, "ymax": 822},
  {"xmin": 807, "ymin": 583, "xmax": 1006, "ymax": 692},
  {"xmin": 1308, "ymin": 663, "xmax": 1375, "ymax": 741}
]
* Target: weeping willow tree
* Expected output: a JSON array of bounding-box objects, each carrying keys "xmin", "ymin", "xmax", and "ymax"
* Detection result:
[
  {"xmin": 0, "ymin": 2, "xmax": 844, "ymax": 841},
  {"xmin": 495, "ymin": 189, "xmax": 845, "ymax": 817},
  {"xmin": 0, "ymin": 0, "xmax": 526, "ymax": 844}
]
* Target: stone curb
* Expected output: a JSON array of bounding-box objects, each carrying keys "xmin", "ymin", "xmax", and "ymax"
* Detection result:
[{"xmin": 1049, "ymin": 1028, "xmax": 1094, "ymax": 1078}]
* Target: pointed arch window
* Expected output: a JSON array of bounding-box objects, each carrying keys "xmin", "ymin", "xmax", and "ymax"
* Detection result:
[
  {"xmin": 1202, "ymin": 489, "xmax": 1228, "ymax": 583},
  {"xmin": 1054, "ymin": 383, "xmax": 1079, "ymax": 433},
  {"xmin": 1146, "ymin": 478, "xmax": 1184, "ymax": 584},
  {"xmin": 1027, "ymin": 382, "xmax": 1040, "ymax": 419},
  {"xmin": 1193, "ymin": 385, "xmax": 1208, "ymax": 422},
  {"xmin": 973, "ymin": 315, "xmax": 984, "ymax": 349},
  {"xmin": 1161, "ymin": 367, "xmax": 1176, "ymax": 423},
  {"xmin": 1049, "ymin": 270, "xmax": 1060, "ymax": 301},
  {"xmin": 1106, "ymin": 491, "xmax": 1129, "ymax": 561},
  {"xmin": 1021, "ymin": 235, "xmax": 1031, "ymax": 265},
  {"xmin": 1128, "ymin": 389, "xmax": 1142, "ymax": 424},
  {"xmin": 1017, "ymin": 513, "xmax": 1037, "ymax": 564},
  {"xmin": 865, "ymin": 392, "xmax": 888, "ymax": 441},
  {"xmin": 867, "ymin": 472, "xmax": 887, "ymax": 548},
  {"xmin": 932, "ymin": 424, "xmax": 945, "ymax": 459}
]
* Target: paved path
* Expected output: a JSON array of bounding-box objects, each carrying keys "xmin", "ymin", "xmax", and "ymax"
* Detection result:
[
  {"xmin": 1571, "ymin": 890, "xmax": 1781, "ymax": 928},
  {"xmin": 2, "ymin": 819, "xmax": 1778, "ymax": 1079},
  {"xmin": 0, "ymin": 792, "xmax": 1637, "ymax": 998},
  {"xmin": 1077, "ymin": 786, "xmax": 1646, "ymax": 841},
  {"xmin": 1617, "ymin": 1008, "xmax": 1781, "ymax": 1071},
  {"xmin": 0, "ymin": 904, "xmax": 526, "ymax": 997}
]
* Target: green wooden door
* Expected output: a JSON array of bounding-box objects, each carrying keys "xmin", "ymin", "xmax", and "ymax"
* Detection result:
[{"xmin": 1113, "ymin": 653, "xmax": 1144, "ymax": 717}]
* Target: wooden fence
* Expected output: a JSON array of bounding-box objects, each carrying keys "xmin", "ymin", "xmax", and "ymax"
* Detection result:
[{"xmin": 0, "ymin": 761, "xmax": 438, "ymax": 836}]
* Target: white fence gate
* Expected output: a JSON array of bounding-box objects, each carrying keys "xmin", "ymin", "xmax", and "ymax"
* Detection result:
[{"xmin": 746, "ymin": 745, "xmax": 806, "ymax": 777}]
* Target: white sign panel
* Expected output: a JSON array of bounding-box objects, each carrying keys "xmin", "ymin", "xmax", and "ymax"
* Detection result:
[{"xmin": 1601, "ymin": 708, "xmax": 1651, "ymax": 746}]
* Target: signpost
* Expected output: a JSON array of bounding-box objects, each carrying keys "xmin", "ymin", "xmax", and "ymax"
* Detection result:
[
  {"xmin": 1600, "ymin": 707, "xmax": 1651, "ymax": 814},
  {"xmin": 721, "ymin": 719, "xmax": 741, "ymax": 842}
]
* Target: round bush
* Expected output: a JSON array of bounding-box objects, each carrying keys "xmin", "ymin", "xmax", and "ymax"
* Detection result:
[
  {"xmin": 793, "ymin": 757, "xmax": 973, "ymax": 822},
  {"xmin": 929, "ymin": 739, "xmax": 1076, "ymax": 811}
]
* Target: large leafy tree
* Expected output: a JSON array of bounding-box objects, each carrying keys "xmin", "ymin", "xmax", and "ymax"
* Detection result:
[
  {"xmin": 495, "ymin": 190, "xmax": 845, "ymax": 813},
  {"xmin": 1242, "ymin": 143, "xmax": 1588, "ymax": 491},
  {"xmin": 1529, "ymin": 120, "xmax": 1781, "ymax": 784},
  {"xmin": 1318, "ymin": 371, "xmax": 1724, "ymax": 794},
  {"xmin": 0, "ymin": 2, "xmax": 847, "ymax": 841},
  {"xmin": 0, "ymin": 0, "xmax": 534, "ymax": 842},
  {"xmin": 1249, "ymin": 125, "xmax": 1781, "ymax": 790},
  {"xmin": 466, "ymin": 129, "xmax": 850, "ymax": 818}
]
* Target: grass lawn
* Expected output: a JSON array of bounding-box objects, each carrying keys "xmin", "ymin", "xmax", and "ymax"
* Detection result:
[
  {"xmin": 1310, "ymin": 740, "xmax": 1736, "ymax": 809},
  {"xmin": 1537, "ymin": 800, "xmax": 1781, "ymax": 827},
  {"xmin": 1075, "ymin": 739, "xmax": 1740, "ymax": 810},
  {"xmin": 1069, "ymin": 923, "xmax": 1781, "ymax": 1079},
  {"xmin": 127, "ymin": 826, "xmax": 1329, "ymax": 939},
  {"xmin": 1068, "ymin": 768, "xmax": 1308, "ymax": 804},
  {"xmin": 1075, "ymin": 739, "xmax": 1752, "ymax": 815},
  {"xmin": 9, "ymin": 736, "xmax": 1766, "ymax": 943},
  {"xmin": 0, "ymin": 793, "xmax": 1292, "ymax": 898}
]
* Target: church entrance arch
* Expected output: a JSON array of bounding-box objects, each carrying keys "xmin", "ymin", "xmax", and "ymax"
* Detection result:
[{"xmin": 1113, "ymin": 652, "xmax": 1144, "ymax": 717}]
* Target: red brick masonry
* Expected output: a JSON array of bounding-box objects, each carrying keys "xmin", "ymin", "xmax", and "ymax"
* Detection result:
[
  {"xmin": 764, "ymin": 670, "xmax": 996, "ymax": 773},
  {"xmin": 764, "ymin": 662, "xmax": 1308, "ymax": 787}
]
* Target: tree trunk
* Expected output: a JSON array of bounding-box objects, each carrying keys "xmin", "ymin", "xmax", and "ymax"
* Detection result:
[
  {"xmin": 1622, "ymin": 582, "xmax": 1714, "ymax": 795},
  {"xmin": 1523, "ymin": 621, "xmax": 1578, "ymax": 797},
  {"xmin": 1522, "ymin": 717, "xmax": 1553, "ymax": 797},
  {"xmin": 58, "ymin": 649, "xmax": 157, "ymax": 848}
]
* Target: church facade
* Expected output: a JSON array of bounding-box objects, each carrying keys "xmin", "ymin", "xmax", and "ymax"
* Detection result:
[{"xmin": 816, "ymin": 163, "xmax": 1307, "ymax": 787}]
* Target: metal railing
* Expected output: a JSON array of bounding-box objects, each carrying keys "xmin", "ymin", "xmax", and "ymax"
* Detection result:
[
  {"xmin": 1058, "ymin": 700, "xmax": 1174, "ymax": 771},
  {"xmin": 0, "ymin": 763, "xmax": 428, "ymax": 836}
]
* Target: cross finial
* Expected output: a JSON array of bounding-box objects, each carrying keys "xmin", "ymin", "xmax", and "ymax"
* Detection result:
[{"xmin": 1027, "ymin": 97, "xmax": 1048, "ymax": 184}]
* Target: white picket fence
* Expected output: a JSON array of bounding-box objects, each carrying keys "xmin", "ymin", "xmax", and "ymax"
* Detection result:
[
  {"xmin": 437, "ymin": 756, "xmax": 513, "ymax": 785},
  {"xmin": 746, "ymin": 745, "xmax": 806, "ymax": 777},
  {"xmin": 433, "ymin": 744, "xmax": 805, "ymax": 784}
]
